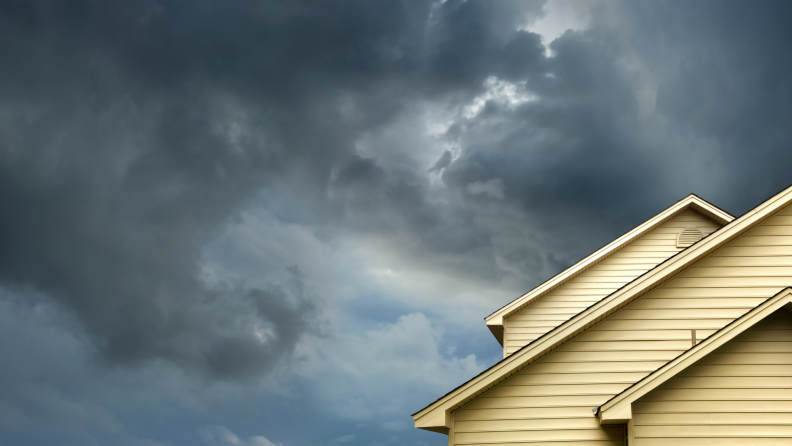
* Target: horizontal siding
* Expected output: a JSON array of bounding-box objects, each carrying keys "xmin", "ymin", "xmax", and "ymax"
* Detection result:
[
  {"xmin": 466, "ymin": 394, "xmax": 612, "ymax": 409},
  {"xmin": 556, "ymin": 341, "xmax": 692, "ymax": 351},
  {"xmin": 632, "ymin": 310, "xmax": 792, "ymax": 445},
  {"xmin": 634, "ymin": 399, "xmax": 792, "ymax": 412},
  {"xmin": 454, "ymin": 427, "xmax": 624, "ymax": 444},
  {"xmin": 635, "ymin": 439, "xmax": 792, "ymax": 446},
  {"xmin": 453, "ymin": 203, "xmax": 792, "ymax": 446},
  {"xmin": 575, "ymin": 329, "xmax": 717, "ymax": 341},
  {"xmin": 626, "ymin": 297, "xmax": 767, "ymax": 309},
  {"xmin": 503, "ymin": 210, "xmax": 720, "ymax": 356},
  {"xmin": 634, "ymin": 411, "xmax": 792, "ymax": 423},
  {"xmin": 455, "ymin": 406, "xmax": 597, "ymax": 421},
  {"xmin": 591, "ymin": 318, "xmax": 736, "ymax": 330},
  {"xmin": 523, "ymin": 361, "xmax": 669, "ymax": 374},
  {"xmin": 456, "ymin": 417, "xmax": 601, "ymax": 432},
  {"xmin": 643, "ymin": 286, "xmax": 783, "ymax": 298},
  {"xmin": 485, "ymin": 383, "xmax": 632, "ymax": 398},
  {"xmin": 453, "ymin": 443, "xmax": 621, "ymax": 446},
  {"xmin": 505, "ymin": 372, "xmax": 649, "ymax": 386}
]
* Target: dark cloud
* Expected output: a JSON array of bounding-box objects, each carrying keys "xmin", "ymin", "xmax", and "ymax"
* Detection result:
[
  {"xmin": 0, "ymin": 0, "xmax": 396, "ymax": 380},
  {"xmin": 424, "ymin": 1, "xmax": 546, "ymax": 92},
  {"xmin": 435, "ymin": 27, "xmax": 664, "ymax": 273},
  {"xmin": 206, "ymin": 270, "xmax": 320, "ymax": 381},
  {"xmin": 0, "ymin": 66, "xmax": 321, "ymax": 380},
  {"xmin": 5, "ymin": 1, "xmax": 792, "ymax": 443},
  {"xmin": 618, "ymin": 1, "xmax": 792, "ymax": 213},
  {"xmin": 0, "ymin": 0, "xmax": 552, "ymax": 381},
  {"xmin": 428, "ymin": 150, "xmax": 453, "ymax": 173}
]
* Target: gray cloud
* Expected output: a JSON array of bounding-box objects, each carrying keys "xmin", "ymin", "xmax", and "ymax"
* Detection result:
[
  {"xmin": 428, "ymin": 150, "xmax": 453, "ymax": 173},
  {"xmin": 586, "ymin": 0, "xmax": 792, "ymax": 213},
  {"xmin": 0, "ymin": 0, "xmax": 553, "ymax": 381},
  {"xmin": 4, "ymin": 1, "xmax": 792, "ymax": 444}
]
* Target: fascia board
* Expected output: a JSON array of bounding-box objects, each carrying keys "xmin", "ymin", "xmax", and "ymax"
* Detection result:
[
  {"xmin": 413, "ymin": 410, "xmax": 450, "ymax": 434},
  {"xmin": 485, "ymin": 318, "xmax": 504, "ymax": 344},
  {"xmin": 485, "ymin": 195, "xmax": 733, "ymax": 328},
  {"xmin": 414, "ymin": 185, "xmax": 792, "ymax": 432},
  {"xmin": 599, "ymin": 287, "xmax": 792, "ymax": 424},
  {"xmin": 689, "ymin": 198, "xmax": 734, "ymax": 226}
]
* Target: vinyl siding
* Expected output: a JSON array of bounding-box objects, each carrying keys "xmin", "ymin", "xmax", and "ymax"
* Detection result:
[
  {"xmin": 632, "ymin": 309, "xmax": 792, "ymax": 446},
  {"xmin": 452, "ymin": 203, "xmax": 792, "ymax": 446},
  {"xmin": 504, "ymin": 210, "xmax": 721, "ymax": 356}
]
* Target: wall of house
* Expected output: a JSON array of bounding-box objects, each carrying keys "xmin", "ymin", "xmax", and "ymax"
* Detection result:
[
  {"xmin": 631, "ymin": 309, "xmax": 792, "ymax": 445},
  {"xmin": 503, "ymin": 209, "xmax": 721, "ymax": 356},
  {"xmin": 451, "ymin": 204, "xmax": 792, "ymax": 446}
]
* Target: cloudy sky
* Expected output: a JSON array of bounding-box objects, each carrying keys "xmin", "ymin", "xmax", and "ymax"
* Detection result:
[{"xmin": 1, "ymin": 1, "xmax": 792, "ymax": 445}]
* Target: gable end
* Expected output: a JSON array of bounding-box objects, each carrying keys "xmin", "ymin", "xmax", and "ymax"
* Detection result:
[{"xmin": 486, "ymin": 195, "xmax": 734, "ymax": 345}]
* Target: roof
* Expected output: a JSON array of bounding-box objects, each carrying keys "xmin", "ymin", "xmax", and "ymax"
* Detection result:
[
  {"xmin": 484, "ymin": 194, "xmax": 734, "ymax": 345},
  {"xmin": 598, "ymin": 286, "xmax": 792, "ymax": 424},
  {"xmin": 414, "ymin": 184, "xmax": 792, "ymax": 433}
]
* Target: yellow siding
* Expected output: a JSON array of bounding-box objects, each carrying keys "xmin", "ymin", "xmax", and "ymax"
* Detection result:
[
  {"xmin": 504, "ymin": 209, "xmax": 721, "ymax": 356},
  {"xmin": 632, "ymin": 309, "xmax": 792, "ymax": 446},
  {"xmin": 453, "ymin": 203, "xmax": 792, "ymax": 446}
]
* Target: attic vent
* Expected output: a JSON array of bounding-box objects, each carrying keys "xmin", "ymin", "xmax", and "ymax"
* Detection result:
[{"xmin": 676, "ymin": 227, "xmax": 704, "ymax": 248}]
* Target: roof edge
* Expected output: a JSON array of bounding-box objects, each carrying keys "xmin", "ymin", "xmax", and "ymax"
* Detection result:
[
  {"xmin": 485, "ymin": 194, "xmax": 733, "ymax": 328},
  {"xmin": 598, "ymin": 286, "xmax": 792, "ymax": 424}
]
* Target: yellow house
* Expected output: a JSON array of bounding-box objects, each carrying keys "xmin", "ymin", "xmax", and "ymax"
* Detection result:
[{"xmin": 414, "ymin": 186, "xmax": 792, "ymax": 445}]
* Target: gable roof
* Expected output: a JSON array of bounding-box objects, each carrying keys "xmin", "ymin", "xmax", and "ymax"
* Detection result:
[
  {"xmin": 485, "ymin": 194, "xmax": 733, "ymax": 345},
  {"xmin": 414, "ymin": 184, "xmax": 792, "ymax": 433},
  {"xmin": 598, "ymin": 286, "xmax": 792, "ymax": 424}
]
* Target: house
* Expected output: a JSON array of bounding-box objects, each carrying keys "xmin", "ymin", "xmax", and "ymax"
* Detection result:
[{"xmin": 413, "ymin": 186, "xmax": 792, "ymax": 445}]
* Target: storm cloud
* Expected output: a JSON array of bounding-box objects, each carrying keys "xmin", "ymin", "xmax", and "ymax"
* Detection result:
[
  {"xmin": 0, "ymin": 0, "xmax": 553, "ymax": 379},
  {"xmin": 1, "ymin": 0, "xmax": 792, "ymax": 445}
]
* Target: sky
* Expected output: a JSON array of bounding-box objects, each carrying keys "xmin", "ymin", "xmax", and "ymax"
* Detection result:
[{"xmin": 1, "ymin": 1, "xmax": 792, "ymax": 445}]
